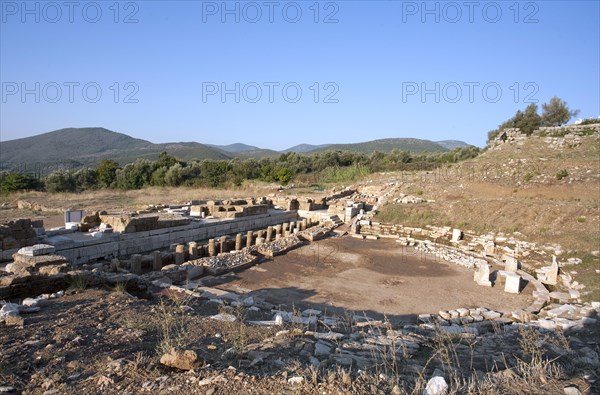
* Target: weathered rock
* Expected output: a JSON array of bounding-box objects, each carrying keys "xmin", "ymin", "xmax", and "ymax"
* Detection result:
[
  {"xmin": 314, "ymin": 341, "xmax": 332, "ymax": 357},
  {"xmin": 424, "ymin": 376, "xmax": 448, "ymax": 395},
  {"xmin": 210, "ymin": 313, "xmax": 237, "ymax": 322},
  {"xmin": 17, "ymin": 244, "xmax": 56, "ymax": 256},
  {"xmin": 4, "ymin": 314, "xmax": 25, "ymax": 326},
  {"xmin": 0, "ymin": 303, "xmax": 21, "ymax": 319},
  {"xmin": 563, "ymin": 386, "xmax": 581, "ymax": 395},
  {"xmin": 159, "ymin": 349, "xmax": 201, "ymax": 370}
]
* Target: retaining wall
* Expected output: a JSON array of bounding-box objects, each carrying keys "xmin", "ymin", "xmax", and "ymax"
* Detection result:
[{"xmin": 35, "ymin": 210, "xmax": 298, "ymax": 265}]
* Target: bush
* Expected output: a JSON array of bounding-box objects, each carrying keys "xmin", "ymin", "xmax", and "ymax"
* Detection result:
[
  {"xmin": 0, "ymin": 172, "xmax": 42, "ymax": 194},
  {"xmin": 556, "ymin": 169, "xmax": 569, "ymax": 180},
  {"xmin": 45, "ymin": 170, "xmax": 77, "ymax": 193},
  {"xmin": 578, "ymin": 117, "xmax": 599, "ymax": 125}
]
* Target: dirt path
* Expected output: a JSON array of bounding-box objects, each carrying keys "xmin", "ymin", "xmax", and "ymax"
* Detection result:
[{"xmin": 213, "ymin": 237, "xmax": 533, "ymax": 322}]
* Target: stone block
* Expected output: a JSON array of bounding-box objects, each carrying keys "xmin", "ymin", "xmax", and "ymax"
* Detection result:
[
  {"xmin": 505, "ymin": 256, "xmax": 518, "ymax": 272},
  {"xmin": 17, "ymin": 244, "xmax": 56, "ymax": 256},
  {"xmin": 504, "ymin": 272, "xmax": 522, "ymax": 294},
  {"xmin": 473, "ymin": 263, "xmax": 492, "ymax": 286}
]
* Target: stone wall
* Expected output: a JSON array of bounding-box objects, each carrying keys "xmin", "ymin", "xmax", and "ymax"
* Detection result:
[
  {"xmin": 99, "ymin": 214, "xmax": 191, "ymax": 233},
  {"xmin": 489, "ymin": 123, "xmax": 600, "ymax": 149},
  {"xmin": 534, "ymin": 123, "xmax": 600, "ymax": 136},
  {"xmin": 40, "ymin": 210, "xmax": 298, "ymax": 265},
  {"xmin": 0, "ymin": 219, "xmax": 42, "ymax": 251}
]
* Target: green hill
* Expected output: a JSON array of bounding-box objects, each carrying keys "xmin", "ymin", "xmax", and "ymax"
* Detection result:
[
  {"xmin": 0, "ymin": 128, "xmax": 229, "ymax": 169},
  {"xmin": 435, "ymin": 140, "xmax": 471, "ymax": 150},
  {"xmin": 309, "ymin": 138, "xmax": 450, "ymax": 154},
  {"xmin": 0, "ymin": 129, "xmax": 464, "ymax": 171},
  {"xmin": 206, "ymin": 143, "xmax": 262, "ymax": 153}
]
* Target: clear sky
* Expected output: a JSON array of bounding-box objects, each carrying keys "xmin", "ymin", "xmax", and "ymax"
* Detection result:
[{"xmin": 1, "ymin": 0, "xmax": 598, "ymax": 149}]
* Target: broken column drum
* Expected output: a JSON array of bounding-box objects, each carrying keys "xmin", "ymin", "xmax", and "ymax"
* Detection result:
[{"xmin": 175, "ymin": 244, "xmax": 185, "ymax": 265}]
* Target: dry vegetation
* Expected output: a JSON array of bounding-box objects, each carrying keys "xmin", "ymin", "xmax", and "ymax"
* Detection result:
[{"xmin": 373, "ymin": 134, "xmax": 600, "ymax": 301}]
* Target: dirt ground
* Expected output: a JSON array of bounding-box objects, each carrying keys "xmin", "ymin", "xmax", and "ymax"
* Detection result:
[{"xmin": 209, "ymin": 238, "xmax": 533, "ymax": 323}]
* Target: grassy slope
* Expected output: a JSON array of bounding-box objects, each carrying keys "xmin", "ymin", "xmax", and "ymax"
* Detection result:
[{"xmin": 374, "ymin": 134, "xmax": 600, "ymax": 300}]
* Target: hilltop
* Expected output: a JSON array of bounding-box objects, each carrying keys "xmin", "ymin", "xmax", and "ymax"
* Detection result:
[
  {"xmin": 0, "ymin": 128, "xmax": 230, "ymax": 167},
  {"xmin": 0, "ymin": 128, "xmax": 471, "ymax": 170}
]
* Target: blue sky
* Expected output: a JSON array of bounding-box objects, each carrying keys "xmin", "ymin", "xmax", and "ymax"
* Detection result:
[{"xmin": 1, "ymin": 0, "xmax": 598, "ymax": 149}]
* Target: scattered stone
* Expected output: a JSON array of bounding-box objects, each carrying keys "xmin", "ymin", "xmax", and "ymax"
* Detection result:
[
  {"xmin": 424, "ymin": 376, "xmax": 448, "ymax": 395},
  {"xmin": 4, "ymin": 314, "xmax": 25, "ymax": 326},
  {"xmin": 242, "ymin": 296, "xmax": 254, "ymax": 307},
  {"xmin": 563, "ymin": 385, "xmax": 581, "ymax": 395},
  {"xmin": 210, "ymin": 313, "xmax": 237, "ymax": 322},
  {"xmin": 314, "ymin": 341, "xmax": 332, "ymax": 357},
  {"xmin": 287, "ymin": 376, "xmax": 304, "ymax": 385},
  {"xmin": 159, "ymin": 349, "xmax": 202, "ymax": 370}
]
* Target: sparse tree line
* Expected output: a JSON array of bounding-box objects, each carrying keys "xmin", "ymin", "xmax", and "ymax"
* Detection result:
[
  {"xmin": 486, "ymin": 96, "xmax": 591, "ymax": 143},
  {"xmin": 2, "ymin": 96, "xmax": 594, "ymax": 195},
  {"xmin": 0, "ymin": 147, "xmax": 480, "ymax": 194}
]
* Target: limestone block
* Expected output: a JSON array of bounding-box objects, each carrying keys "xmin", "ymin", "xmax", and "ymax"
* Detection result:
[
  {"xmin": 505, "ymin": 256, "xmax": 518, "ymax": 272},
  {"xmin": 504, "ymin": 272, "xmax": 522, "ymax": 294},
  {"xmin": 474, "ymin": 263, "xmax": 492, "ymax": 286},
  {"xmin": 235, "ymin": 233, "xmax": 243, "ymax": 251},
  {"xmin": 175, "ymin": 244, "xmax": 185, "ymax": 265},
  {"xmin": 451, "ymin": 229, "xmax": 462, "ymax": 242}
]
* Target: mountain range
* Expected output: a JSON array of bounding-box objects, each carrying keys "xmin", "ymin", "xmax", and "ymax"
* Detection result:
[{"xmin": 0, "ymin": 128, "xmax": 471, "ymax": 169}]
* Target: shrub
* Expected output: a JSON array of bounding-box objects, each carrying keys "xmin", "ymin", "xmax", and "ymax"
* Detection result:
[
  {"xmin": 556, "ymin": 169, "xmax": 569, "ymax": 180},
  {"xmin": 45, "ymin": 170, "xmax": 77, "ymax": 192},
  {"xmin": 0, "ymin": 172, "xmax": 42, "ymax": 194}
]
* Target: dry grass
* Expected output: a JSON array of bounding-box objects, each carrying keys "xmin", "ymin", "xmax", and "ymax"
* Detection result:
[
  {"xmin": 374, "ymin": 135, "xmax": 600, "ymax": 301},
  {"xmin": 0, "ymin": 183, "xmax": 276, "ymax": 211}
]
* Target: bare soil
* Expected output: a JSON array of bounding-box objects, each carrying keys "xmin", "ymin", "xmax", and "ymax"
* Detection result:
[{"xmin": 210, "ymin": 238, "xmax": 533, "ymax": 323}]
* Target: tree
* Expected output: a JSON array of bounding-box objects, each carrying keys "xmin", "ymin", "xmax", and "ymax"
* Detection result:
[
  {"xmin": 97, "ymin": 159, "xmax": 119, "ymax": 188},
  {"xmin": 150, "ymin": 166, "xmax": 168, "ymax": 186},
  {"xmin": 114, "ymin": 159, "xmax": 152, "ymax": 190},
  {"xmin": 514, "ymin": 103, "xmax": 541, "ymax": 135},
  {"xmin": 0, "ymin": 172, "xmax": 42, "ymax": 194},
  {"xmin": 73, "ymin": 168, "xmax": 98, "ymax": 190},
  {"xmin": 154, "ymin": 152, "xmax": 181, "ymax": 170},
  {"xmin": 275, "ymin": 166, "xmax": 293, "ymax": 185},
  {"xmin": 164, "ymin": 163, "xmax": 184, "ymax": 186},
  {"xmin": 541, "ymin": 97, "xmax": 579, "ymax": 127},
  {"xmin": 45, "ymin": 170, "xmax": 77, "ymax": 193},
  {"xmin": 487, "ymin": 103, "xmax": 542, "ymax": 143}
]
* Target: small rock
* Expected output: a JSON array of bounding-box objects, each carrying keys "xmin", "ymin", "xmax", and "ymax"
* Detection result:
[
  {"xmin": 287, "ymin": 376, "xmax": 304, "ymax": 385},
  {"xmin": 314, "ymin": 341, "xmax": 332, "ymax": 357},
  {"xmin": 4, "ymin": 314, "xmax": 25, "ymax": 326},
  {"xmin": 424, "ymin": 376, "xmax": 448, "ymax": 395},
  {"xmin": 242, "ymin": 296, "xmax": 254, "ymax": 307},
  {"xmin": 198, "ymin": 375, "xmax": 226, "ymax": 387},
  {"xmin": 209, "ymin": 313, "xmax": 237, "ymax": 322},
  {"xmin": 160, "ymin": 350, "xmax": 202, "ymax": 370},
  {"xmin": 564, "ymin": 385, "xmax": 581, "ymax": 395},
  {"xmin": 0, "ymin": 303, "xmax": 20, "ymax": 319}
]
